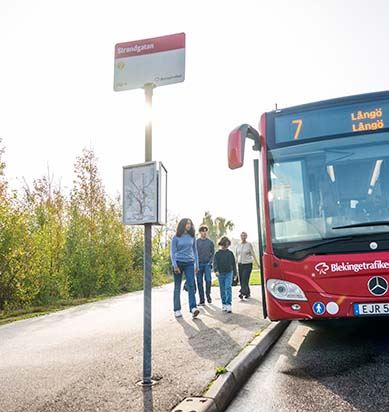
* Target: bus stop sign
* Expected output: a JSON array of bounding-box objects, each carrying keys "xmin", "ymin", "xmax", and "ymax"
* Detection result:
[{"xmin": 114, "ymin": 33, "xmax": 185, "ymax": 91}]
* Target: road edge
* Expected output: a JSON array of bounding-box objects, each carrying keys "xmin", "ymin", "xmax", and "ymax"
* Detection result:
[{"xmin": 171, "ymin": 320, "xmax": 290, "ymax": 412}]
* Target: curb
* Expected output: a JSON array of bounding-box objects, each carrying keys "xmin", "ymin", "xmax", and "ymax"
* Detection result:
[{"xmin": 171, "ymin": 320, "xmax": 290, "ymax": 412}]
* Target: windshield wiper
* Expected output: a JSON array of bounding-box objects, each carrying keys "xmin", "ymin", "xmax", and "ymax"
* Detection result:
[
  {"xmin": 333, "ymin": 221, "xmax": 389, "ymax": 230},
  {"xmin": 288, "ymin": 236, "xmax": 353, "ymax": 254}
]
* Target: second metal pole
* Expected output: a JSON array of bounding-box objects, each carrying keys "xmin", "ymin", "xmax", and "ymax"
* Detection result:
[{"xmin": 143, "ymin": 83, "xmax": 154, "ymax": 385}]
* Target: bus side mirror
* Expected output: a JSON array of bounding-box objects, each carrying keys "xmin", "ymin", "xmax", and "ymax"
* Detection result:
[{"xmin": 228, "ymin": 124, "xmax": 261, "ymax": 169}]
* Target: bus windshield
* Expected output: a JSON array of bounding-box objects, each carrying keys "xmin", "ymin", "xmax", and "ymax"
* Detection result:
[{"xmin": 269, "ymin": 132, "xmax": 389, "ymax": 245}]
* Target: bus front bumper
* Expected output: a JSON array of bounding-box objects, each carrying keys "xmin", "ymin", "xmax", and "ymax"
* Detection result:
[{"xmin": 266, "ymin": 292, "xmax": 389, "ymax": 321}]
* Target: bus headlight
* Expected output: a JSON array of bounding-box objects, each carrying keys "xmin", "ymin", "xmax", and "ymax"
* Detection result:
[{"xmin": 267, "ymin": 279, "xmax": 307, "ymax": 301}]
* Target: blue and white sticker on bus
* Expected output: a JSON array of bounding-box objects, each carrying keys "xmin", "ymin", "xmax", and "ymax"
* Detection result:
[{"xmin": 312, "ymin": 302, "xmax": 326, "ymax": 315}]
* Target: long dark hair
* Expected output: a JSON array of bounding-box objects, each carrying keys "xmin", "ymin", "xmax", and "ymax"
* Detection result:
[{"xmin": 176, "ymin": 218, "xmax": 195, "ymax": 237}]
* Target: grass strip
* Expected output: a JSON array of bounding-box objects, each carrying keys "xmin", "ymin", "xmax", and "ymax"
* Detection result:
[{"xmin": 0, "ymin": 295, "xmax": 114, "ymax": 326}]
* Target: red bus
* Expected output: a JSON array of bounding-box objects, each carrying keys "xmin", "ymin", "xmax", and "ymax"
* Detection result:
[{"xmin": 228, "ymin": 91, "xmax": 389, "ymax": 320}]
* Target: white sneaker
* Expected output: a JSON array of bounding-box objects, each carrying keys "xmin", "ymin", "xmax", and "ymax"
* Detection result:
[
  {"xmin": 174, "ymin": 310, "xmax": 182, "ymax": 318},
  {"xmin": 222, "ymin": 305, "xmax": 227, "ymax": 312},
  {"xmin": 191, "ymin": 307, "xmax": 200, "ymax": 318},
  {"xmin": 226, "ymin": 305, "xmax": 232, "ymax": 313}
]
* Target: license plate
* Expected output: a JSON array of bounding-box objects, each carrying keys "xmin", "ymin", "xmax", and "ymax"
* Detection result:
[{"xmin": 354, "ymin": 302, "xmax": 389, "ymax": 316}]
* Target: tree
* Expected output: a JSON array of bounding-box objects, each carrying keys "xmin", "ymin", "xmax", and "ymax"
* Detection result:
[
  {"xmin": 0, "ymin": 140, "xmax": 6, "ymax": 197},
  {"xmin": 22, "ymin": 173, "xmax": 69, "ymax": 304},
  {"xmin": 64, "ymin": 149, "xmax": 106, "ymax": 297},
  {"xmin": 0, "ymin": 143, "xmax": 172, "ymax": 310},
  {"xmin": 0, "ymin": 141, "xmax": 36, "ymax": 309},
  {"xmin": 201, "ymin": 211, "xmax": 234, "ymax": 244},
  {"xmin": 63, "ymin": 149, "xmax": 139, "ymax": 297}
]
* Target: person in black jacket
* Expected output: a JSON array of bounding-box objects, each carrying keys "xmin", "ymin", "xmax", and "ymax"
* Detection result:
[{"xmin": 213, "ymin": 236, "xmax": 237, "ymax": 313}]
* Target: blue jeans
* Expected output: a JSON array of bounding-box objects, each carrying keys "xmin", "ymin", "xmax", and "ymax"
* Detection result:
[
  {"xmin": 196, "ymin": 263, "xmax": 212, "ymax": 303},
  {"xmin": 218, "ymin": 271, "xmax": 233, "ymax": 306},
  {"xmin": 173, "ymin": 261, "xmax": 197, "ymax": 312}
]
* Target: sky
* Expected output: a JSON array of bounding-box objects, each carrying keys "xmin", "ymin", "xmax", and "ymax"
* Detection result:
[{"xmin": 1, "ymin": 0, "xmax": 389, "ymax": 238}]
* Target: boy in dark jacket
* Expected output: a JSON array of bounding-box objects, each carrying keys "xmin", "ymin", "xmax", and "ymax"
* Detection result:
[{"xmin": 213, "ymin": 236, "xmax": 237, "ymax": 313}]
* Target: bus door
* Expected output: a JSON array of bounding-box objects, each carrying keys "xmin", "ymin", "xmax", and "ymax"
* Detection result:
[{"xmin": 254, "ymin": 158, "xmax": 267, "ymax": 318}]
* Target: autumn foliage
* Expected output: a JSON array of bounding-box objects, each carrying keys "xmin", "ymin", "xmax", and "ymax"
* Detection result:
[{"xmin": 0, "ymin": 143, "xmax": 170, "ymax": 311}]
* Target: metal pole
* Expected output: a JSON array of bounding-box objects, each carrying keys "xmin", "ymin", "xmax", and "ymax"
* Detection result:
[
  {"xmin": 143, "ymin": 83, "xmax": 154, "ymax": 385},
  {"xmin": 145, "ymin": 83, "xmax": 153, "ymax": 162}
]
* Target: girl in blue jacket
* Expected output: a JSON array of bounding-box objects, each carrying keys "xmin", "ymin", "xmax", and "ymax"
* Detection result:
[{"xmin": 171, "ymin": 218, "xmax": 199, "ymax": 318}]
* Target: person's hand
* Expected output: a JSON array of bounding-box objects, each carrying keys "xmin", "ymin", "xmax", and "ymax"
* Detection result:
[
  {"xmin": 174, "ymin": 266, "xmax": 181, "ymax": 274},
  {"xmin": 195, "ymin": 266, "xmax": 199, "ymax": 273},
  {"xmin": 215, "ymin": 272, "xmax": 219, "ymax": 277}
]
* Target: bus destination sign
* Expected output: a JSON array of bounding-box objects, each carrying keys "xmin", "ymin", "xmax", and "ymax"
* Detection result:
[{"xmin": 274, "ymin": 99, "xmax": 389, "ymax": 144}]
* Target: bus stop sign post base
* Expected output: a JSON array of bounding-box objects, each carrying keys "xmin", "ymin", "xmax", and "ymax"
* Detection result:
[{"xmin": 136, "ymin": 378, "xmax": 158, "ymax": 387}]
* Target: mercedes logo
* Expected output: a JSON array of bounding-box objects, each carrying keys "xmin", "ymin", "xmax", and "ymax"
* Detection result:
[{"xmin": 368, "ymin": 276, "xmax": 388, "ymax": 296}]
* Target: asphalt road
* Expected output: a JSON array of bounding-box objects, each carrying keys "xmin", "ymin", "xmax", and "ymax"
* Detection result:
[
  {"xmin": 227, "ymin": 318, "xmax": 389, "ymax": 412},
  {"xmin": 0, "ymin": 284, "xmax": 268, "ymax": 412}
]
